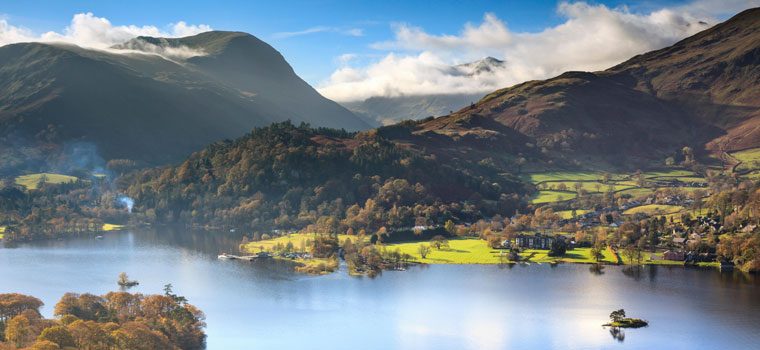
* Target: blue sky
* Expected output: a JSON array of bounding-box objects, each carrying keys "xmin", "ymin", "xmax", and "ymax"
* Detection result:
[
  {"xmin": 1, "ymin": 0, "xmax": 756, "ymax": 100},
  {"xmin": 0, "ymin": 1, "xmax": 697, "ymax": 80}
]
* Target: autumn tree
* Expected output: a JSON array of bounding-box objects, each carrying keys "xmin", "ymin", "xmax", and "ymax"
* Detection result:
[
  {"xmin": 418, "ymin": 244, "xmax": 431, "ymax": 259},
  {"xmin": 37, "ymin": 325, "xmax": 76, "ymax": 348},
  {"xmin": 430, "ymin": 235, "xmax": 449, "ymax": 250},
  {"xmin": 0, "ymin": 293, "xmax": 43, "ymax": 323},
  {"xmin": 590, "ymin": 241, "xmax": 606, "ymax": 263},
  {"xmin": 444, "ymin": 220, "xmax": 455, "ymax": 235},
  {"xmin": 5, "ymin": 314, "xmax": 32, "ymax": 347}
]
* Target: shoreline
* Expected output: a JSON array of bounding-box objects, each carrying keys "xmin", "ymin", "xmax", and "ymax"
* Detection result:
[{"xmin": 240, "ymin": 233, "xmax": 726, "ymax": 275}]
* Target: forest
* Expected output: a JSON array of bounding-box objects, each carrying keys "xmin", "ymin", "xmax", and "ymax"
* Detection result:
[
  {"xmin": 120, "ymin": 121, "xmax": 526, "ymax": 233},
  {"xmin": 0, "ymin": 286, "xmax": 205, "ymax": 350}
]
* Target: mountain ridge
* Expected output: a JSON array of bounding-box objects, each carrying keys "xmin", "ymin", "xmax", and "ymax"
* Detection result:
[
  {"xmin": 0, "ymin": 31, "xmax": 370, "ymax": 166},
  {"xmin": 412, "ymin": 7, "xmax": 760, "ymax": 167}
]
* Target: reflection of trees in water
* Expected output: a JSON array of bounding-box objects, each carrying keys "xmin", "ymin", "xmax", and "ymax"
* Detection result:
[
  {"xmin": 648, "ymin": 264, "xmax": 658, "ymax": 282},
  {"xmin": 497, "ymin": 261, "xmax": 516, "ymax": 270},
  {"xmin": 609, "ymin": 327, "xmax": 625, "ymax": 342},
  {"xmin": 622, "ymin": 266, "xmax": 643, "ymax": 281},
  {"xmin": 589, "ymin": 263, "xmax": 605, "ymax": 275},
  {"xmin": 138, "ymin": 226, "xmax": 244, "ymax": 255},
  {"xmin": 717, "ymin": 269, "xmax": 757, "ymax": 286}
]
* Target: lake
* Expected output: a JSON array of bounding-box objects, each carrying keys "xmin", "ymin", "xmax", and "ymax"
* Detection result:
[{"xmin": 2, "ymin": 228, "xmax": 759, "ymax": 350}]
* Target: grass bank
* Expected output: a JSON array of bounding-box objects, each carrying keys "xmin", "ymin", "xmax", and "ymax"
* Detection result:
[{"xmin": 244, "ymin": 234, "xmax": 708, "ymax": 271}]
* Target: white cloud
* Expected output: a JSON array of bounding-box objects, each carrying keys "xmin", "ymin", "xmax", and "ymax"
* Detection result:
[
  {"xmin": 336, "ymin": 53, "xmax": 358, "ymax": 65},
  {"xmin": 273, "ymin": 26, "xmax": 363, "ymax": 39},
  {"xmin": 0, "ymin": 12, "xmax": 211, "ymax": 52},
  {"xmin": 319, "ymin": 0, "xmax": 760, "ymax": 102},
  {"xmin": 170, "ymin": 21, "xmax": 212, "ymax": 37}
]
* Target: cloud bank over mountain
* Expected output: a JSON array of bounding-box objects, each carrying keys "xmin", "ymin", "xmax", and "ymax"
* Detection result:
[
  {"xmin": 0, "ymin": 12, "xmax": 210, "ymax": 49},
  {"xmin": 318, "ymin": 0, "xmax": 760, "ymax": 102}
]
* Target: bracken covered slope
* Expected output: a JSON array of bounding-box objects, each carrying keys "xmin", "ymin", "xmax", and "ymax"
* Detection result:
[{"xmin": 413, "ymin": 8, "xmax": 760, "ymax": 168}]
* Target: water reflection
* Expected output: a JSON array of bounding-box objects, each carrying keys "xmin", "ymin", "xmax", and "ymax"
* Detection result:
[
  {"xmin": 609, "ymin": 327, "xmax": 625, "ymax": 342},
  {"xmin": 2, "ymin": 229, "xmax": 760, "ymax": 350},
  {"xmin": 589, "ymin": 263, "xmax": 605, "ymax": 275},
  {"xmin": 622, "ymin": 266, "xmax": 643, "ymax": 281}
]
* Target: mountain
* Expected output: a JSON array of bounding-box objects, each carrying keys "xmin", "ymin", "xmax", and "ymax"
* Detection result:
[
  {"xmin": 413, "ymin": 8, "xmax": 760, "ymax": 168},
  {"xmin": 340, "ymin": 57, "xmax": 504, "ymax": 126},
  {"xmin": 0, "ymin": 31, "xmax": 370, "ymax": 165},
  {"xmin": 115, "ymin": 9, "xmax": 760, "ymax": 231},
  {"xmin": 457, "ymin": 56, "xmax": 506, "ymax": 75},
  {"xmin": 342, "ymin": 94, "xmax": 482, "ymax": 126}
]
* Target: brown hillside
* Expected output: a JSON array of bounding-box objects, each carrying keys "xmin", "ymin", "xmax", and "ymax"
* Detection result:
[{"xmin": 413, "ymin": 8, "xmax": 760, "ymax": 168}]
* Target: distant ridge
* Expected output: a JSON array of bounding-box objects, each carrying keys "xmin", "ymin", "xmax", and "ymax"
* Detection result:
[{"xmin": 341, "ymin": 57, "xmax": 504, "ymax": 126}]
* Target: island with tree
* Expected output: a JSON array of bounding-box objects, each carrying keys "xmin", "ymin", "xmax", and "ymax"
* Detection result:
[{"xmin": 603, "ymin": 309, "xmax": 648, "ymax": 328}]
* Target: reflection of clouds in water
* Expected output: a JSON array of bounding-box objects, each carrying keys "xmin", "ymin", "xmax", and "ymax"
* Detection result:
[
  {"xmin": 394, "ymin": 290, "xmax": 510, "ymax": 349},
  {"xmin": 461, "ymin": 304, "xmax": 509, "ymax": 350},
  {"xmin": 393, "ymin": 266, "xmax": 625, "ymax": 349}
]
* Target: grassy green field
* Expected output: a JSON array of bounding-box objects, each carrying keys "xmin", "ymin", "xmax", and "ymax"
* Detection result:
[
  {"xmin": 524, "ymin": 171, "xmax": 604, "ymax": 184},
  {"xmin": 650, "ymin": 176, "xmax": 707, "ymax": 183},
  {"xmin": 530, "ymin": 190, "xmax": 577, "ymax": 204},
  {"xmin": 731, "ymin": 148, "xmax": 760, "ymax": 172},
  {"xmin": 555, "ymin": 209, "xmax": 590, "ymax": 219},
  {"xmin": 102, "ymin": 223, "xmax": 125, "ymax": 231},
  {"xmin": 242, "ymin": 233, "xmax": 358, "ymax": 253},
  {"xmin": 245, "ymin": 233, "xmax": 695, "ymax": 268},
  {"xmin": 386, "ymin": 238, "xmax": 620, "ymax": 265},
  {"xmin": 641, "ymin": 170, "xmax": 696, "ymax": 178},
  {"xmin": 743, "ymin": 171, "xmax": 760, "ymax": 180},
  {"xmin": 540, "ymin": 181, "xmax": 634, "ymax": 193},
  {"xmin": 521, "ymin": 247, "xmax": 618, "ymax": 264},
  {"xmin": 0, "ymin": 226, "xmax": 5, "ymax": 239},
  {"xmin": 527, "ymin": 168, "xmax": 707, "ymax": 206},
  {"xmin": 617, "ymin": 187, "xmax": 655, "ymax": 198},
  {"xmin": 386, "ymin": 238, "xmax": 504, "ymax": 264},
  {"xmin": 15, "ymin": 173, "xmax": 80, "ymax": 190},
  {"xmin": 623, "ymin": 204, "xmax": 684, "ymax": 216},
  {"xmin": 241, "ymin": 233, "xmax": 349, "ymax": 274},
  {"xmin": 669, "ymin": 186, "xmax": 707, "ymax": 194}
]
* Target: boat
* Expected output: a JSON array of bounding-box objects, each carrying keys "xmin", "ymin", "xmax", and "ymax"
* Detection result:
[
  {"xmin": 95, "ymin": 235, "xmax": 104, "ymax": 239},
  {"xmin": 218, "ymin": 253, "xmax": 235, "ymax": 260}
]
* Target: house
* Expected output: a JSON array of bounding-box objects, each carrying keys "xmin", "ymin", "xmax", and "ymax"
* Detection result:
[
  {"xmin": 662, "ymin": 250, "xmax": 685, "ymax": 261},
  {"xmin": 672, "ymin": 237, "xmax": 687, "ymax": 247},
  {"xmin": 515, "ymin": 233, "xmax": 554, "ymax": 249}
]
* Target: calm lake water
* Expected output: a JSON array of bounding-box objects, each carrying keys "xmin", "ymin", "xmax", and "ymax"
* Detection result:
[{"xmin": 2, "ymin": 228, "xmax": 759, "ymax": 350}]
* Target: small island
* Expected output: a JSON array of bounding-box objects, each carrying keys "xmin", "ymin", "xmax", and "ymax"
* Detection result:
[
  {"xmin": 117, "ymin": 272, "xmax": 139, "ymax": 288},
  {"xmin": 603, "ymin": 309, "xmax": 648, "ymax": 328}
]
